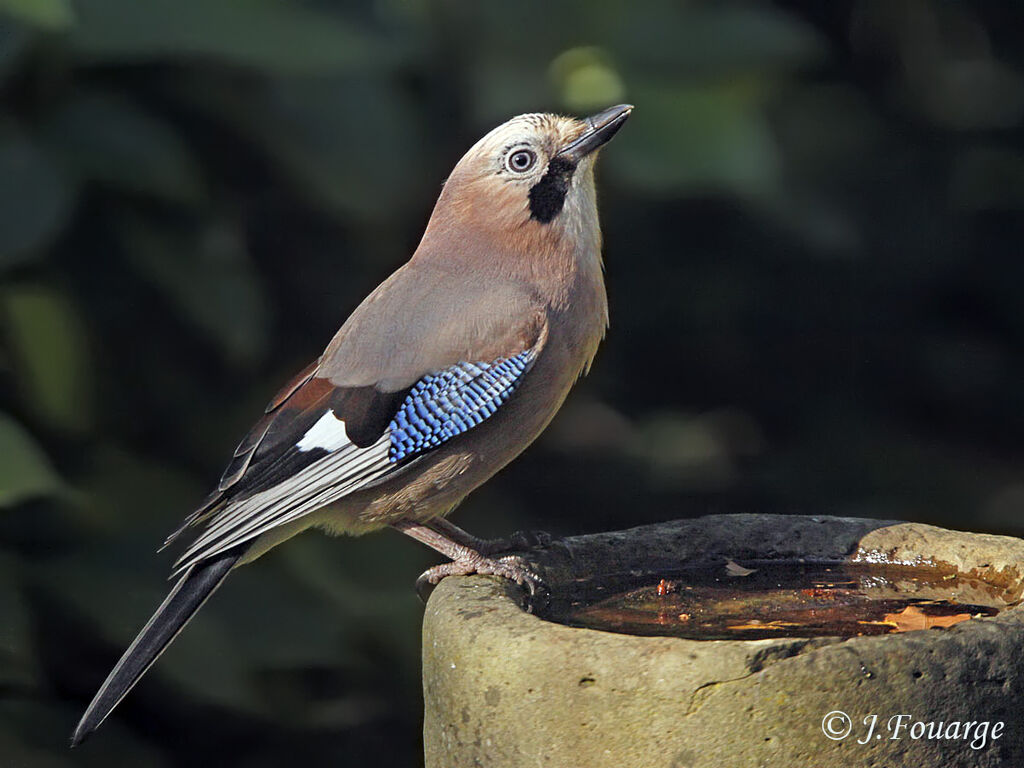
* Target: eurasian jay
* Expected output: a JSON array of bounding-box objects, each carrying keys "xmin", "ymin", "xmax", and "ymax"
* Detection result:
[{"xmin": 72, "ymin": 103, "xmax": 632, "ymax": 745}]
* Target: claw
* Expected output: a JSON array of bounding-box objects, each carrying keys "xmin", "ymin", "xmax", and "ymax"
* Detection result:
[
  {"xmin": 413, "ymin": 552, "xmax": 547, "ymax": 610},
  {"xmin": 415, "ymin": 572, "xmax": 437, "ymax": 603}
]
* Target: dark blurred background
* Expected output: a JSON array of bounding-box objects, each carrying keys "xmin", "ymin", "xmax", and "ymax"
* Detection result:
[{"xmin": 1, "ymin": 0, "xmax": 1023, "ymax": 764}]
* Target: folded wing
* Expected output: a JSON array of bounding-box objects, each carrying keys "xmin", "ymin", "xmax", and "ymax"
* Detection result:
[{"xmin": 168, "ymin": 343, "xmax": 541, "ymax": 574}]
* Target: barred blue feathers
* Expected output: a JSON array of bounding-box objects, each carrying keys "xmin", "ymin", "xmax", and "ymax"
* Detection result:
[{"xmin": 389, "ymin": 350, "xmax": 536, "ymax": 462}]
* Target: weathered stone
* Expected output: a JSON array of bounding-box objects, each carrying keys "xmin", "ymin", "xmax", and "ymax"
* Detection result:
[{"xmin": 422, "ymin": 514, "xmax": 1024, "ymax": 767}]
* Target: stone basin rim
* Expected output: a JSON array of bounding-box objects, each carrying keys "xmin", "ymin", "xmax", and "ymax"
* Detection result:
[{"xmin": 500, "ymin": 513, "xmax": 1024, "ymax": 642}]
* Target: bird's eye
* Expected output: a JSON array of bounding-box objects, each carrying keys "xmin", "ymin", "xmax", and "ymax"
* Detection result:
[{"xmin": 506, "ymin": 149, "xmax": 537, "ymax": 173}]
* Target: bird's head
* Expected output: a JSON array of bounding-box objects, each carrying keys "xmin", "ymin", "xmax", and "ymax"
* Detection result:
[{"xmin": 422, "ymin": 105, "xmax": 632, "ymax": 254}]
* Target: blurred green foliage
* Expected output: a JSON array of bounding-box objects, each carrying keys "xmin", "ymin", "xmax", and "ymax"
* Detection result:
[{"xmin": 1, "ymin": 0, "xmax": 1023, "ymax": 765}]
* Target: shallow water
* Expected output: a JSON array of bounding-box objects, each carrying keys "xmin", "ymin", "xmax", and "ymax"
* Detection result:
[{"xmin": 541, "ymin": 561, "xmax": 1011, "ymax": 641}]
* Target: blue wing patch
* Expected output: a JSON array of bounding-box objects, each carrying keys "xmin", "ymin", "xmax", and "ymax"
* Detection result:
[{"xmin": 388, "ymin": 349, "xmax": 536, "ymax": 462}]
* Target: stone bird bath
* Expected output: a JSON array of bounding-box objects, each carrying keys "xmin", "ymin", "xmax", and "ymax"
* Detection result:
[{"xmin": 422, "ymin": 514, "xmax": 1024, "ymax": 767}]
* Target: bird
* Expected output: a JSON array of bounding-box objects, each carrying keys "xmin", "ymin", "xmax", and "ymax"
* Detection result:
[{"xmin": 71, "ymin": 103, "xmax": 632, "ymax": 746}]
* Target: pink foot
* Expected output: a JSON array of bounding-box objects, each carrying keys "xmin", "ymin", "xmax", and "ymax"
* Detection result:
[{"xmin": 415, "ymin": 553, "xmax": 546, "ymax": 605}]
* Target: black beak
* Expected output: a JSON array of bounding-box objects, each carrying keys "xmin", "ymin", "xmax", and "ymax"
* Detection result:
[{"xmin": 556, "ymin": 104, "xmax": 633, "ymax": 163}]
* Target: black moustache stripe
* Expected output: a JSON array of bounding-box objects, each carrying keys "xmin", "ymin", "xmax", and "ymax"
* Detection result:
[{"xmin": 528, "ymin": 157, "xmax": 576, "ymax": 223}]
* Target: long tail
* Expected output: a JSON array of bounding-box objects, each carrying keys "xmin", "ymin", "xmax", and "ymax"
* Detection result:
[{"xmin": 71, "ymin": 548, "xmax": 243, "ymax": 746}]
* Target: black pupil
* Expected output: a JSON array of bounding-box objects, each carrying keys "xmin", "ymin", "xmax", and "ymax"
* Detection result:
[{"xmin": 512, "ymin": 151, "xmax": 532, "ymax": 170}]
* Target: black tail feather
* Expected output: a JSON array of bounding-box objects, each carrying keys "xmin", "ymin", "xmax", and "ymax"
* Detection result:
[{"xmin": 71, "ymin": 548, "xmax": 243, "ymax": 746}]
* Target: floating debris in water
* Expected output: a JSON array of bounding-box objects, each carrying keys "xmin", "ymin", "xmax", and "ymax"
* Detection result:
[{"xmin": 540, "ymin": 561, "xmax": 1010, "ymax": 641}]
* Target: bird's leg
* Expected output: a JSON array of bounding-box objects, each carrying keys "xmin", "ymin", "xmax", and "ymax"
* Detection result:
[
  {"xmin": 390, "ymin": 520, "xmax": 545, "ymax": 602},
  {"xmin": 425, "ymin": 516, "xmax": 554, "ymax": 556}
]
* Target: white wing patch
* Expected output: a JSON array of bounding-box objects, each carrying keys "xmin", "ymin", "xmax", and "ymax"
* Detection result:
[{"xmin": 296, "ymin": 409, "xmax": 350, "ymax": 452}]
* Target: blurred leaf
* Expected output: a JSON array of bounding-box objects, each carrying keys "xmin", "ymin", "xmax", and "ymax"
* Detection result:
[
  {"xmin": 549, "ymin": 47, "xmax": 626, "ymax": 112},
  {"xmin": 261, "ymin": 78, "xmax": 422, "ymax": 218},
  {"xmin": 73, "ymin": 443, "xmax": 204, "ymax": 533},
  {"xmin": 0, "ymin": 0, "xmax": 74, "ymax": 29},
  {"xmin": 608, "ymin": 81, "xmax": 780, "ymax": 196},
  {"xmin": 613, "ymin": 4, "xmax": 824, "ymax": 75},
  {"xmin": 468, "ymin": 56, "xmax": 553, "ymax": 124},
  {"xmin": 70, "ymin": 0, "xmax": 381, "ymax": 74},
  {"xmin": 185, "ymin": 75, "xmax": 422, "ymax": 220},
  {"xmin": 950, "ymin": 147, "xmax": 1024, "ymax": 211},
  {"xmin": 211, "ymin": 565, "xmax": 349, "ymax": 668},
  {"xmin": 277, "ymin": 534, "xmax": 423, "ymax": 664},
  {"xmin": 0, "ymin": 23, "xmax": 30, "ymax": 82},
  {"xmin": 0, "ymin": 412, "xmax": 61, "ymax": 507},
  {"xmin": 44, "ymin": 92, "xmax": 206, "ymax": 204},
  {"xmin": 118, "ymin": 215, "xmax": 269, "ymax": 363},
  {"xmin": 0, "ymin": 699, "xmax": 166, "ymax": 767},
  {"xmin": 0, "ymin": 724, "xmax": 67, "ymax": 768},
  {"xmin": 0, "ymin": 131, "xmax": 74, "ymax": 269},
  {"xmin": 853, "ymin": 0, "xmax": 1024, "ymax": 130},
  {"xmin": 0, "ymin": 557, "xmax": 35, "ymax": 687},
  {"xmin": 2, "ymin": 285, "xmax": 95, "ymax": 432},
  {"xmin": 153, "ymin": 598, "xmax": 260, "ymax": 714}
]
